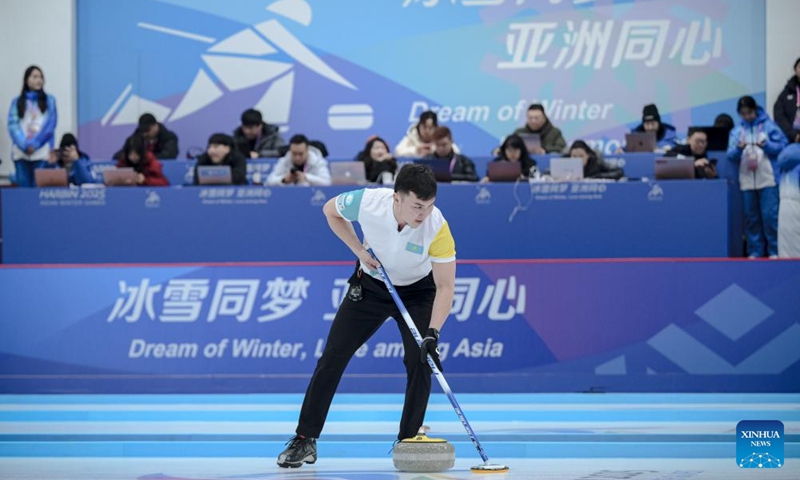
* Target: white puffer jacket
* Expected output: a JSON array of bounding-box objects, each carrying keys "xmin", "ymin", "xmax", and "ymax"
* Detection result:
[
  {"xmin": 394, "ymin": 124, "xmax": 460, "ymax": 158},
  {"xmin": 778, "ymin": 144, "xmax": 800, "ymax": 258}
]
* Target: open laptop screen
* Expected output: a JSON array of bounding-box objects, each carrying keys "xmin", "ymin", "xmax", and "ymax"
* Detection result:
[
  {"xmin": 330, "ymin": 162, "xmax": 367, "ymax": 185},
  {"xmin": 197, "ymin": 165, "xmax": 233, "ymax": 185},
  {"xmin": 104, "ymin": 168, "xmax": 138, "ymax": 186},
  {"xmin": 412, "ymin": 159, "xmax": 452, "ymax": 183},
  {"xmin": 35, "ymin": 168, "xmax": 68, "ymax": 187}
]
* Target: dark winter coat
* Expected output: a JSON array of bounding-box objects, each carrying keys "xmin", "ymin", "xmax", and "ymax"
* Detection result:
[
  {"xmin": 513, "ymin": 120, "xmax": 567, "ymax": 154},
  {"xmin": 773, "ymin": 76, "xmax": 800, "ymax": 142},
  {"xmin": 233, "ymin": 122, "xmax": 286, "ymax": 158}
]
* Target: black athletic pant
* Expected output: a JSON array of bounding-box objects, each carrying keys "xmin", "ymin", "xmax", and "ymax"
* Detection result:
[{"xmin": 296, "ymin": 271, "xmax": 436, "ymax": 440}]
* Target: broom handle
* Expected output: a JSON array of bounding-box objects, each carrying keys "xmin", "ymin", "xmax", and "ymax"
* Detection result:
[{"xmin": 367, "ymin": 248, "xmax": 490, "ymax": 463}]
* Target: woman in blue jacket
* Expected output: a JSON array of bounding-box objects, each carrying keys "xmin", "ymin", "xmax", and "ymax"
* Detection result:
[
  {"xmin": 727, "ymin": 96, "xmax": 789, "ymax": 258},
  {"xmin": 43, "ymin": 133, "xmax": 98, "ymax": 186},
  {"xmin": 7, "ymin": 66, "xmax": 58, "ymax": 187}
]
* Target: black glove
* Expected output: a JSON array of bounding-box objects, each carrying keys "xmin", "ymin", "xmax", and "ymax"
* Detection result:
[{"xmin": 420, "ymin": 328, "xmax": 443, "ymax": 372}]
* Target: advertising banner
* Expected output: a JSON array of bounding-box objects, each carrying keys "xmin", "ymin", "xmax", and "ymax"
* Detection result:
[{"xmin": 2, "ymin": 260, "xmax": 797, "ymax": 393}]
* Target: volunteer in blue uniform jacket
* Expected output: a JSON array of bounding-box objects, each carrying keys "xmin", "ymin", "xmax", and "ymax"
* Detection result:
[
  {"xmin": 7, "ymin": 65, "xmax": 58, "ymax": 187},
  {"xmin": 727, "ymin": 96, "xmax": 788, "ymax": 258}
]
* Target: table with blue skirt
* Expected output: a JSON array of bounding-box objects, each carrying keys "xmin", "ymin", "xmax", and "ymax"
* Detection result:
[{"xmin": 0, "ymin": 180, "xmax": 733, "ymax": 264}]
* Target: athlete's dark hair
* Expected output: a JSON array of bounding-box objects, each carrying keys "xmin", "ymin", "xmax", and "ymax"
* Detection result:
[{"xmin": 394, "ymin": 163, "xmax": 437, "ymax": 201}]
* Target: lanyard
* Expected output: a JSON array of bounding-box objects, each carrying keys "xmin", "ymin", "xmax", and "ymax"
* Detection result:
[{"xmin": 739, "ymin": 122, "xmax": 763, "ymax": 145}]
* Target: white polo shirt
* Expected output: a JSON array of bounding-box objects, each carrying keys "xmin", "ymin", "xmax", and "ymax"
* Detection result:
[{"xmin": 334, "ymin": 188, "xmax": 456, "ymax": 286}]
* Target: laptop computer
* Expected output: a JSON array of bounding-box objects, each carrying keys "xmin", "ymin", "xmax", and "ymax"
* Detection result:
[
  {"xmin": 103, "ymin": 167, "xmax": 138, "ymax": 186},
  {"xmin": 549, "ymin": 158, "xmax": 584, "ymax": 181},
  {"xmin": 197, "ymin": 165, "xmax": 233, "ymax": 185},
  {"xmin": 625, "ymin": 132, "xmax": 657, "ymax": 152},
  {"xmin": 688, "ymin": 126, "xmax": 729, "ymax": 151},
  {"xmin": 487, "ymin": 161, "xmax": 522, "ymax": 182},
  {"xmin": 34, "ymin": 168, "xmax": 68, "ymax": 187},
  {"xmin": 654, "ymin": 158, "xmax": 695, "ymax": 180},
  {"xmin": 518, "ymin": 133, "xmax": 542, "ymax": 154},
  {"xmin": 330, "ymin": 161, "xmax": 367, "ymax": 185},
  {"xmin": 413, "ymin": 159, "xmax": 452, "ymax": 182}
]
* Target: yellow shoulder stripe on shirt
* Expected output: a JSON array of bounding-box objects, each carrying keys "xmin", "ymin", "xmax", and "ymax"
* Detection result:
[{"xmin": 429, "ymin": 221, "xmax": 456, "ymax": 260}]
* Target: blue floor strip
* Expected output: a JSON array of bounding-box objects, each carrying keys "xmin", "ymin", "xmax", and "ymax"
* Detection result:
[
  {"xmin": 0, "ymin": 393, "xmax": 797, "ymax": 404},
  {"xmin": 2, "ymin": 409, "xmax": 797, "ymax": 422},
  {"xmin": 1, "ymin": 441, "xmax": 798, "ymax": 459},
  {"xmin": 9, "ymin": 433, "xmax": 800, "ymax": 442}
]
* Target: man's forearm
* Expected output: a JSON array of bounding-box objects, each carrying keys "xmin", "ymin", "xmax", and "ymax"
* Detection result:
[{"xmin": 429, "ymin": 285, "xmax": 454, "ymax": 331}]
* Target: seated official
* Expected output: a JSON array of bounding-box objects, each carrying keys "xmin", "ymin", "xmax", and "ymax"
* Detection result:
[
  {"xmin": 394, "ymin": 110, "xmax": 460, "ymax": 158},
  {"xmin": 113, "ymin": 113, "xmax": 179, "ymax": 160},
  {"xmin": 512, "ymin": 103, "xmax": 567, "ymax": 154},
  {"xmin": 425, "ymin": 126, "xmax": 478, "ymax": 182},
  {"xmin": 628, "ymin": 104, "xmax": 678, "ymax": 151},
  {"xmin": 569, "ymin": 140, "xmax": 624, "ymax": 180},
  {"xmin": 116, "ymin": 135, "xmax": 170, "ymax": 186},
  {"xmin": 42, "ymin": 133, "xmax": 99, "ymax": 186},
  {"xmin": 714, "ymin": 113, "xmax": 735, "ymax": 137},
  {"xmin": 193, "ymin": 133, "xmax": 248, "ymax": 185},
  {"xmin": 233, "ymin": 108, "xmax": 286, "ymax": 159},
  {"xmin": 267, "ymin": 134, "xmax": 331, "ymax": 186},
  {"xmin": 665, "ymin": 129, "xmax": 719, "ymax": 179},
  {"xmin": 356, "ymin": 136, "xmax": 397, "ymax": 184},
  {"xmin": 482, "ymin": 134, "xmax": 537, "ymax": 182}
]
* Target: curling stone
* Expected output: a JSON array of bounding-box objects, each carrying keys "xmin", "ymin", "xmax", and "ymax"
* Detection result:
[{"xmin": 392, "ymin": 426, "xmax": 455, "ymax": 473}]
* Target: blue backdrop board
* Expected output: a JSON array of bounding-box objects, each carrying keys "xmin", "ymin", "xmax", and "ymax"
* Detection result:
[
  {"xmin": 1, "ymin": 260, "xmax": 798, "ymax": 393},
  {"xmin": 0, "ymin": 182, "xmax": 730, "ymax": 264},
  {"xmin": 77, "ymin": 0, "xmax": 766, "ymax": 159}
]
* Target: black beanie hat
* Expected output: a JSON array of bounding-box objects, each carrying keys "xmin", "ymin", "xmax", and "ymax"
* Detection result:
[
  {"xmin": 59, "ymin": 133, "xmax": 78, "ymax": 149},
  {"xmin": 642, "ymin": 104, "xmax": 660, "ymax": 123}
]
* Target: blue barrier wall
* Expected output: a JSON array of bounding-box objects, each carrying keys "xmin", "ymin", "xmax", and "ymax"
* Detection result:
[
  {"xmin": 1, "ymin": 181, "xmax": 730, "ymax": 264},
  {"xmin": 1, "ymin": 259, "xmax": 797, "ymax": 393}
]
